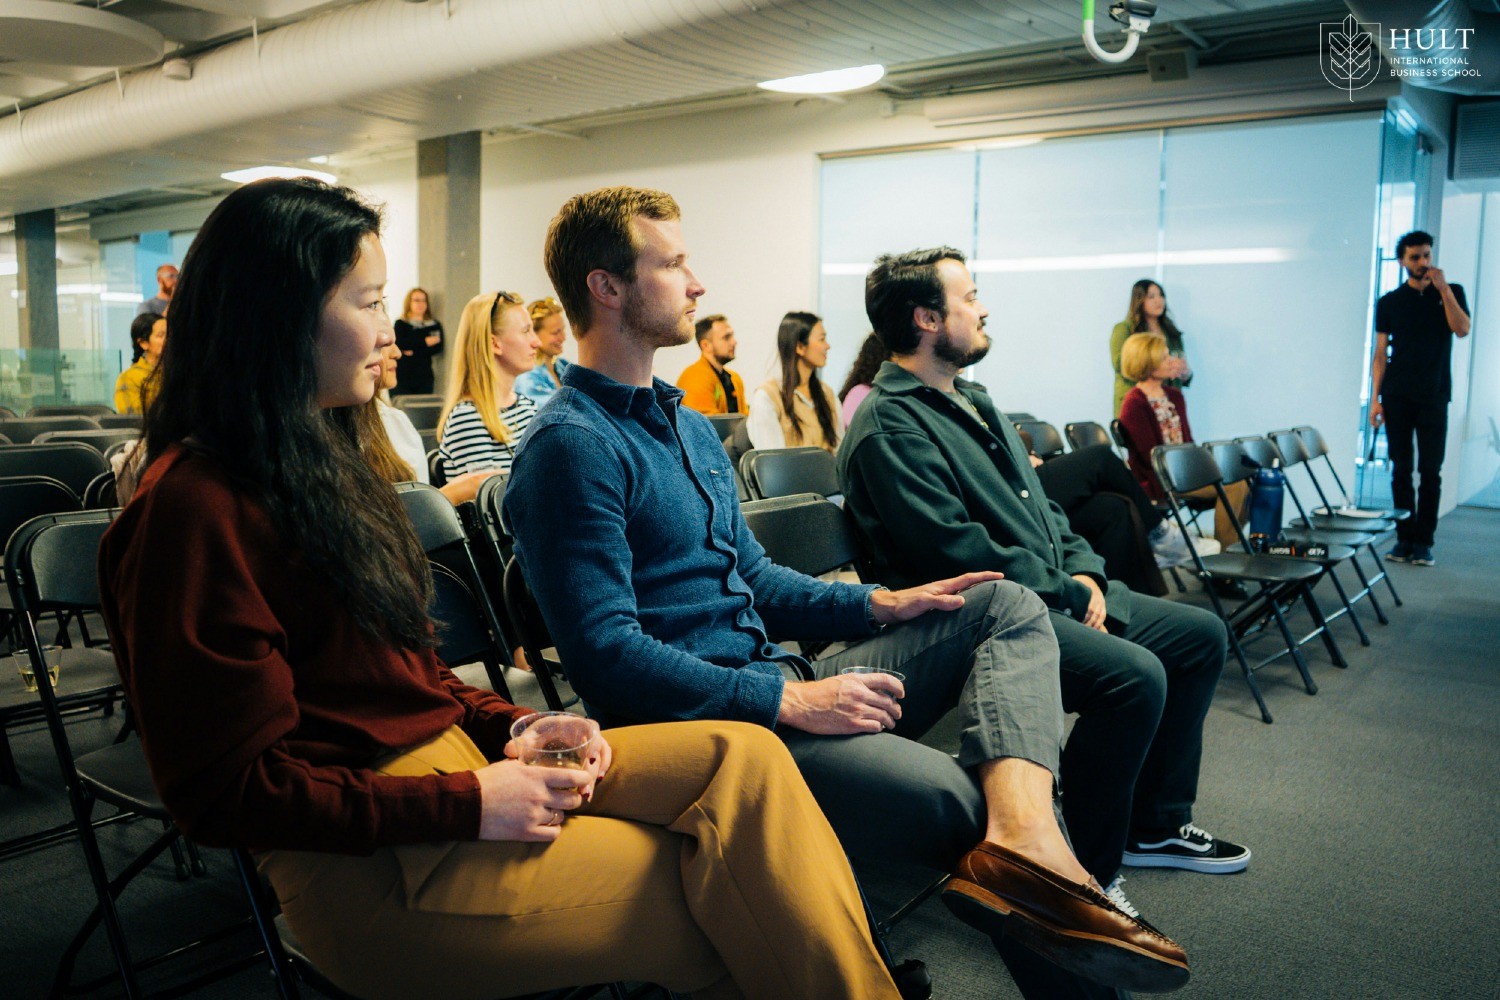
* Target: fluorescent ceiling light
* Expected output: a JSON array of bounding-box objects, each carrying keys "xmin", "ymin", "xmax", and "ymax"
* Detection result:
[
  {"xmin": 758, "ymin": 64, "xmax": 885, "ymax": 94},
  {"xmin": 221, "ymin": 166, "xmax": 337, "ymax": 185},
  {"xmin": 821, "ymin": 248, "xmax": 1294, "ymax": 277},
  {"xmin": 960, "ymin": 136, "xmax": 1045, "ymax": 151}
]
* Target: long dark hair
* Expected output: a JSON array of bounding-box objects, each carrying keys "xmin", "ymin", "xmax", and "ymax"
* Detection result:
[
  {"xmin": 129, "ymin": 312, "xmax": 162, "ymax": 362},
  {"xmin": 1125, "ymin": 279, "xmax": 1185, "ymax": 353},
  {"xmin": 838, "ymin": 332, "xmax": 891, "ymax": 402},
  {"xmin": 144, "ymin": 178, "xmax": 434, "ymax": 649},
  {"xmin": 776, "ymin": 311, "xmax": 838, "ymax": 446}
]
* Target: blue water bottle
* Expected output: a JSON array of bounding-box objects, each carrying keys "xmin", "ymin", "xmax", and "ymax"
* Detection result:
[{"xmin": 1247, "ymin": 460, "xmax": 1285, "ymax": 543}]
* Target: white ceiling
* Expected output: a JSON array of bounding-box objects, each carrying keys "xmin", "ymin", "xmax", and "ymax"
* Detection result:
[{"xmin": 0, "ymin": 0, "xmax": 1345, "ymax": 219}]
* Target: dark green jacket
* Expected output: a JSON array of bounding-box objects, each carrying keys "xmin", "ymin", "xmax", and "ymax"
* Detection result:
[{"xmin": 837, "ymin": 362, "xmax": 1130, "ymax": 626}]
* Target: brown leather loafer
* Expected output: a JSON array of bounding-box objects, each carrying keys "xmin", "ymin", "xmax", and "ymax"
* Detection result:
[{"xmin": 943, "ymin": 841, "xmax": 1190, "ymax": 993}]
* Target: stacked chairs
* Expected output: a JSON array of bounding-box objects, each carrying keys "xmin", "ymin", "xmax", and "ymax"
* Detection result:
[
  {"xmin": 0, "ymin": 442, "xmax": 110, "ymax": 499},
  {"xmin": 26, "ymin": 403, "xmax": 115, "ymax": 418},
  {"xmin": 5, "ymin": 511, "xmax": 267, "ymax": 997},
  {"xmin": 0, "ymin": 414, "xmax": 101, "ymax": 443},
  {"xmin": 1239, "ymin": 435, "xmax": 1401, "ymax": 617},
  {"xmin": 1153, "ymin": 443, "xmax": 1345, "ymax": 724},
  {"xmin": 1209, "ymin": 440, "xmax": 1374, "ymax": 647},
  {"xmin": 393, "ymin": 399, "xmax": 444, "ymax": 432},
  {"xmin": 95, "ymin": 413, "xmax": 147, "ymax": 431},
  {"xmin": 1292, "ymin": 426, "xmax": 1410, "ymax": 522},
  {"xmin": 1013, "ymin": 419, "xmax": 1065, "ymax": 461},
  {"xmin": 33, "ymin": 427, "xmax": 140, "ymax": 456},
  {"xmin": 739, "ymin": 446, "xmax": 839, "ymax": 501}
]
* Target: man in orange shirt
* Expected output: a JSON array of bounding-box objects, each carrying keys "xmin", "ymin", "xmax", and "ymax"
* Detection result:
[{"xmin": 676, "ymin": 313, "xmax": 747, "ymax": 415}]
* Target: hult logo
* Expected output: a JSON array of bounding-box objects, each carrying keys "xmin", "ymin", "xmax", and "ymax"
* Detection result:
[
  {"xmin": 1389, "ymin": 28, "xmax": 1474, "ymax": 49},
  {"xmin": 1319, "ymin": 14, "xmax": 1381, "ymax": 97}
]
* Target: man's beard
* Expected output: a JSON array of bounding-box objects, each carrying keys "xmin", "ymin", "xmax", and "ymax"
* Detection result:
[
  {"xmin": 622, "ymin": 289, "xmax": 693, "ymax": 349},
  {"xmin": 712, "ymin": 348, "xmax": 735, "ymax": 366},
  {"xmin": 934, "ymin": 327, "xmax": 991, "ymax": 369}
]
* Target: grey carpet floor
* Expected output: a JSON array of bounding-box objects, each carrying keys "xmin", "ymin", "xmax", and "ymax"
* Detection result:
[{"xmin": 3, "ymin": 508, "xmax": 1497, "ymax": 999}]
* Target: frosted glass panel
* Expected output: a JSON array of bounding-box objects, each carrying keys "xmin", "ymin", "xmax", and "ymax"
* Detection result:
[
  {"xmin": 968, "ymin": 131, "xmax": 1163, "ymax": 423},
  {"xmin": 819, "ymin": 150, "xmax": 976, "ymax": 387},
  {"xmin": 1160, "ymin": 116, "xmax": 1382, "ymax": 493},
  {"xmin": 1457, "ymin": 192, "xmax": 1499, "ymax": 507}
]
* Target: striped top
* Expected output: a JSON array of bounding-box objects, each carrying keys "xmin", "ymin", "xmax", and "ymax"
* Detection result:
[{"xmin": 438, "ymin": 396, "xmax": 538, "ymax": 479}]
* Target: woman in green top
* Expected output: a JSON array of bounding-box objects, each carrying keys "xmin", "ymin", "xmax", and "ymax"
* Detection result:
[{"xmin": 1109, "ymin": 279, "xmax": 1191, "ymax": 414}]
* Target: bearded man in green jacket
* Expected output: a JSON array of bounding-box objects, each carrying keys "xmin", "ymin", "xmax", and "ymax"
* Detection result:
[{"xmin": 838, "ymin": 247, "xmax": 1251, "ymax": 921}]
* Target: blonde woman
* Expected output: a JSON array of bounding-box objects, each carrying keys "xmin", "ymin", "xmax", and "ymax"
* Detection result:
[
  {"xmin": 514, "ymin": 297, "xmax": 570, "ymax": 404},
  {"xmin": 437, "ymin": 292, "xmax": 541, "ymax": 495},
  {"xmin": 393, "ymin": 287, "xmax": 443, "ymax": 395}
]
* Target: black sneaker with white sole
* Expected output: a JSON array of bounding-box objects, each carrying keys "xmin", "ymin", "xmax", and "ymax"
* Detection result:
[{"xmin": 1122, "ymin": 823, "xmax": 1251, "ymax": 873}]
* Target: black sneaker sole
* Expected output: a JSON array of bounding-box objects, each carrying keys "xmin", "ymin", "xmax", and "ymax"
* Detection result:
[
  {"xmin": 942, "ymin": 881, "xmax": 1190, "ymax": 993},
  {"xmin": 1386, "ymin": 552, "xmax": 1410, "ymax": 563}
]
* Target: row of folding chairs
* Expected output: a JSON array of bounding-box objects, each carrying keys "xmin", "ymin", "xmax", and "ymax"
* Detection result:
[
  {"xmin": 0, "ymin": 403, "xmax": 119, "ymax": 420},
  {"xmin": 1150, "ymin": 425, "xmax": 1406, "ymax": 724}
]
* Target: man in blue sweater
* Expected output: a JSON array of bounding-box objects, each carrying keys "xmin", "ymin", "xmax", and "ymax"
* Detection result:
[{"xmin": 504, "ymin": 186, "xmax": 1189, "ymax": 998}]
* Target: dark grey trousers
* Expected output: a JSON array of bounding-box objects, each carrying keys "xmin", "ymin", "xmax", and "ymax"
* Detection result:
[{"xmin": 778, "ymin": 580, "xmax": 1130, "ymax": 1000}]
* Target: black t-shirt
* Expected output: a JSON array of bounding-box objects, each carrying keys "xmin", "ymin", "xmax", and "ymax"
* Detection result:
[{"xmin": 1375, "ymin": 281, "xmax": 1468, "ymax": 403}]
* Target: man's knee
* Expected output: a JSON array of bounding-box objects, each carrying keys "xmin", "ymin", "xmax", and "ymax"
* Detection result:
[
  {"xmin": 1172, "ymin": 603, "xmax": 1229, "ymax": 673},
  {"xmin": 973, "ymin": 579, "xmax": 1050, "ymax": 635}
]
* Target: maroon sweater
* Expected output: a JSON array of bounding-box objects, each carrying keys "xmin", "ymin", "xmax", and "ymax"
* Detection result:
[
  {"xmin": 98, "ymin": 444, "xmax": 529, "ymax": 853},
  {"xmin": 1117, "ymin": 385, "xmax": 1193, "ymax": 503}
]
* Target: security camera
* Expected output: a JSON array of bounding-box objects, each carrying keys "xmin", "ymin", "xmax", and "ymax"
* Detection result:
[
  {"xmin": 1109, "ymin": 0, "xmax": 1157, "ymax": 34},
  {"xmin": 1082, "ymin": 0, "xmax": 1156, "ymax": 64}
]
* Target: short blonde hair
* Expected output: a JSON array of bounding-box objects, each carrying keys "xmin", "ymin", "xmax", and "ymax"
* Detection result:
[
  {"xmin": 544, "ymin": 186, "xmax": 681, "ymax": 334},
  {"xmin": 1120, "ymin": 332, "xmax": 1169, "ymax": 383}
]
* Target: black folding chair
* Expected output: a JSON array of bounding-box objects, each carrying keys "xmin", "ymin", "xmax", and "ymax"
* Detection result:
[
  {"xmin": 392, "ymin": 393, "xmax": 442, "ymax": 408},
  {"xmin": 0, "ymin": 415, "xmax": 102, "ymax": 443},
  {"xmin": 6, "ymin": 511, "xmax": 268, "ymax": 998},
  {"xmin": 427, "ymin": 448, "xmax": 447, "ymax": 488},
  {"xmin": 1293, "ymin": 425, "xmax": 1411, "ymax": 522},
  {"xmin": 705, "ymin": 413, "xmax": 745, "ymax": 443},
  {"xmin": 1239, "ymin": 435, "xmax": 1400, "ymax": 619},
  {"xmin": 0, "ymin": 404, "xmax": 14, "ymax": 419},
  {"xmin": 1064, "ymin": 420, "xmax": 1111, "ymax": 453},
  {"xmin": 0, "ymin": 441, "xmax": 110, "ymax": 499},
  {"xmin": 1153, "ymin": 444, "xmax": 1341, "ymax": 724},
  {"xmin": 33, "ymin": 427, "xmax": 141, "ymax": 456},
  {"xmin": 1013, "ymin": 420, "xmax": 1065, "ymax": 461},
  {"xmin": 0, "ymin": 476, "xmax": 122, "ymax": 792},
  {"xmin": 1208, "ymin": 440, "xmax": 1374, "ymax": 647},
  {"xmin": 1002, "ymin": 411, "xmax": 1036, "ymax": 422},
  {"xmin": 25, "ymin": 403, "xmax": 115, "ymax": 418},
  {"xmin": 95, "ymin": 413, "xmax": 146, "ymax": 431},
  {"xmin": 395, "ymin": 401, "xmax": 443, "ymax": 431},
  {"xmin": 739, "ymin": 446, "xmax": 839, "ymax": 501},
  {"xmin": 82, "ymin": 471, "xmax": 120, "ymax": 510}
]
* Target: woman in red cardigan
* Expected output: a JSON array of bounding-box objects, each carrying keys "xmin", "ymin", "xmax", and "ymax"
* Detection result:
[
  {"xmin": 97, "ymin": 177, "xmax": 897, "ymax": 1000},
  {"xmin": 1117, "ymin": 332, "xmax": 1246, "ymax": 552}
]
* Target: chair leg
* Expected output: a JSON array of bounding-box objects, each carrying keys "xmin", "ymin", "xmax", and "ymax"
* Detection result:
[
  {"xmin": 1368, "ymin": 545, "xmax": 1403, "ymax": 606},
  {"xmin": 1349, "ymin": 553, "xmax": 1389, "ymax": 625},
  {"xmin": 230, "ymin": 847, "xmax": 303, "ymax": 1000},
  {"xmin": 1167, "ymin": 565, "xmax": 1186, "ymax": 593},
  {"xmin": 1206, "ymin": 583, "xmax": 1273, "ymax": 724},
  {"xmin": 0, "ymin": 731, "xmax": 18, "ymax": 787},
  {"xmin": 1267, "ymin": 592, "xmax": 1318, "ymax": 695},
  {"xmin": 1326, "ymin": 567, "xmax": 1370, "ymax": 647},
  {"xmin": 1300, "ymin": 582, "xmax": 1347, "ymax": 671}
]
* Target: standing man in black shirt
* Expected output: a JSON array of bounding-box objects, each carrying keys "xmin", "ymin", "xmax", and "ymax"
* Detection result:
[{"xmin": 1369, "ymin": 230, "xmax": 1472, "ymax": 566}]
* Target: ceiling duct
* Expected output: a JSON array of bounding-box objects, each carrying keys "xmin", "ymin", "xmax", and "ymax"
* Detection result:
[
  {"xmin": 0, "ymin": 0, "xmax": 766, "ymax": 186},
  {"xmin": 1343, "ymin": 1, "xmax": 1500, "ymax": 95}
]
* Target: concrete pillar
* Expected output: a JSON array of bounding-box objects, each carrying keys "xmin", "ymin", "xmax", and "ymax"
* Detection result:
[
  {"xmin": 15, "ymin": 209, "xmax": 59, "ymax": 352},
  {"xmin": 417, "ymin": 131, "xmax": 482, "ymax": 394}
]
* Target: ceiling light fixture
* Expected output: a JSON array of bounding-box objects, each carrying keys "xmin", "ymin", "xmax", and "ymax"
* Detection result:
[
  {"xmin": 758, "ymin": 64, "xmax": 885, "ymax": 94},
  {"xmin": 221, "ymin": 166, "xmax": 337, "ymax": 185}
]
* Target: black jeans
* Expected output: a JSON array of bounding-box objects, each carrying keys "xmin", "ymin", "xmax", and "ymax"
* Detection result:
[
  {"xmin": 1052, "ymin": 590, "xmax": 1227, "ymax": 884},
  {"xmin": 1383, "ymin": 395, "xmax": 1447, "ymax": 546},
  {"xmin": 1037, "ymin": 446, "xmax": 1167, "ymax": 596}
]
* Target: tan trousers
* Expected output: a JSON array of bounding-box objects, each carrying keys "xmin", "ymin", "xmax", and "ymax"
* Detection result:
[
  {"xmin": 258, "ymin": 721, "xmax": 898, "ymax": 1000},
  {"xmin": 1185, "ymin": 480, "xmax": 1251, "ymax": 551}
]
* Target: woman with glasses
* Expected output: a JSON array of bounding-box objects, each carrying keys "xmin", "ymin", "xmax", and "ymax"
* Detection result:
[
  {"xmin": 514, "ymin": 297, "xmax": 570, "ymax": 404},
  {"xmin": 437, "ymin": 291, "xmax": 541, "ymax": 494},
  {"xmin": 98, "ymin": 178, "xmax": 899, "ymax": 1000},
  {"xmin": 392, "ymin": 286, "xmax": 444, "ymax": 396}
]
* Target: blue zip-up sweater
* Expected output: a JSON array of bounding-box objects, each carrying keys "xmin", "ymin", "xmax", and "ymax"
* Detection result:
[{"xmin": 503, "ymin": 363, "xmax": 878, "ymax": 730}]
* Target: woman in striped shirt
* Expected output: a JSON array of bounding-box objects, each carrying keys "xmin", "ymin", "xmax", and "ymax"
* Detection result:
[{"xmin": 437, "ymin": 291, "xmax": 541, "ymax": 498}]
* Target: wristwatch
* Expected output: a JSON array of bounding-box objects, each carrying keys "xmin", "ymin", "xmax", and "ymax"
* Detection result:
[{"xmin": 865, "ymin": 587, "xmax": 889, "ymax": 633}]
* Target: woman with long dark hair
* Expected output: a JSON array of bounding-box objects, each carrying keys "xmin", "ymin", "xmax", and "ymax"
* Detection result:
[
  {"xmin": 392, "ymin": 286, "xmax": 443, "ymax": 396},
  {"xmin": 97, "ymin": 178, "xmax": 897, "ymax": 1000},
  {"xmin": 837, "ymin": 332, "xmax": 892, "ymax": 426},
  {"xmin": 113, "ymin": 311, "xmax": 166, "ymax": 414},
  {"xmin": 747, "ymin": 311, "xmax": 842, "ymax": 452},
  {"xmin": 1109, "ymin": 279, "xmax": 1191, "ymax": 415}
]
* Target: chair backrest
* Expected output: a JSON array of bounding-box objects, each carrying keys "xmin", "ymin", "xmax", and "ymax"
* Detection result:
[
  {"xmin": 395, "ymin": 481, "xmax": 466, "ymax": 553},
  {"xmin": 0, "ymin": 443, "xmax": 109, "ymax": 499},
  {"xmin": 1065, "ymin": 421, "xmax": 1111, "ymax": 452},
  {"xmin": 1270, "ymin": 429, "xmax": 1310, "ymax": 467},
  {"xmin": 0, "ymin": 405, "xmax": 14, "ymax": 419},
  {"xmin": 430, "ymin": 563, "xmax": 514, "ymax": 702},
  {"xmin": 82, "ymin": 471, "xmax": 119, "ymax": 510},
  {"xmin": 0, "ymin": 476, "xmax": 83, "ymax": 553},
  {"xmin": 706, "ymin": 413, "xmax": 745, "ymax": 443},
  {"xmin": 393, "ymin": 393, "xmax": 442, "ymax": 408},
  {"xmin": 32, "ymin": 428, "xmax": 140, "ymax": 456},
  {"xmin": 1296, "ymin": 426, "xmax": 1330, "ymax": 460},
  {"xmin": 25, "ymin": 404, "xmax": 114, "ymax": 418},
  {"xmin": 501, "ymin": 555, "xmax": 570, "ymax": 712},
  {"xmin": 426, "ymin": 449, "xmax": 446, "ymax": 488},
  {"xmin": 1003, "ymin": 411, "xmax": 1037, "ymax": 422},
  {"xmin": 397, "ymin": 402, "xmax": 443, "ymax": 431},
  {"xmin": 741, "ymin": 447, "xmax": 839, "ymax": 501},
  {"xmin": 1234, "ymin": 435, "xmax": 1282, "ymax": 472},
  {"xmin": 1206, "ymin": 439, "xmax": 1256, "ymax": 486},
  {"xmin": 93, "ymin": 413, "xmax": 146, "ymax": 431},
  {"xmin": 0, "ymin": 415, "xmax": 102, "ymax": 442},
  {"xmin": 1292, "ymin": 425, "xmax": 1352, "ymax": 507},
  {"xmin": 0, "ymin": 432, "xmax": 10, "ymax": 446},
  {"xmin": 1014, "ymin": 420, "xmax": 1065, "ymax": 460},
  {"xmin": 741, "ymin": 493, "xmax": 862, "ymax": 579},
  {"xmin": 1109, "ymin": 418, "xmax": 1130, "ymax": 450},
  {"xmin": 5, "ymin": 510, "xmax": 113, "ymax": 613},
  {"xmin": 1151, "ymin": 443, "xmax": 1223, "ymax": 495}
]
